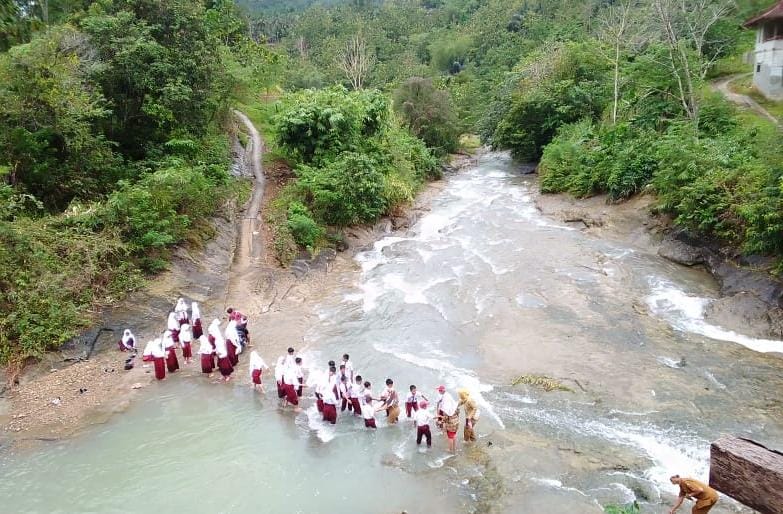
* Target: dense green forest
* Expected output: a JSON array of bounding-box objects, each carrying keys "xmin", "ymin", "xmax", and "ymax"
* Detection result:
[
  {"xmin": 244, "ymin": 0, "xmax": 781, "ymax": 260},
  {"xmin": 0, "ymin": 0, "xmax": 277, "ymax": 365},
  {"xmin": 2, "ymin": 0, "xmax": 782, "ymax": 369}
]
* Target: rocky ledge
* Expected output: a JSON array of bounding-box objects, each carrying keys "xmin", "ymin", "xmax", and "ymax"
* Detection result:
[{"xmin": 658, "ymin": 229, "xmax": 783, "ymax": 339}]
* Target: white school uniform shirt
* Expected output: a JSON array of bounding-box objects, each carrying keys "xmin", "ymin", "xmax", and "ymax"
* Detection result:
[
  {"xmin": 283, "ymin": 366, "xmax": 298, "ymax": 386},
  {"xmin": 274, "ymin": 357, "xmax": 285, "ymax": 383},
  {"xmin": 361, "ymin": 402, "xmax": 375, "ymax": 420},
  {"xmin": 339, "ymin": 381, "xmax": 351, "ymax": 399},
  {"xmin": 405, "ymin": 391, "xmax": 421, "ymax": 404},
  {"xmin": 414, "ymin": 408, "xmax": 433, "ymax": 427},
  {"xmin": 342, "ymin": 359, "xmax": 354, "ymax": 380},
  {"xmin": 180, "ymin": 324, "xmax": 193, "ymax": 343},
  {"xmin": 323, "ymin": 375, "xmax": 339, "ymax": 405}
]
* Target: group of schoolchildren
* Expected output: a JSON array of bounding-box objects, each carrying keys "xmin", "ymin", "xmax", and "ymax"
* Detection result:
[
  {"xmin": 118, "ymin": 299, "xmax": 481, "ymax": 451},
  {"xmin": 270, "ymin": 348, "xmax": 480, "ymax": 451},
  {"xmin": 118, "ymin": 298, "xmax": 251, "ymax": 383}
]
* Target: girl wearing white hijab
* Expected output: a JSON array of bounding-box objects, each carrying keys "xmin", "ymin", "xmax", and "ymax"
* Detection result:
[
  {"xmin": 438, "ymin": 391, "xmax": 460, "ymax": 453},
  {"xmin": 249, "ymin": 351, "xmax": 268, "ymax": 391},
  {"xmin": 150, "ymin": 339, "xmax": 166, "ymax": 380},
  {"xmin": 167, "ymin": 312, "xmax": 180, "ymax": 343},
  {"xmin": 174, "ymin": 297, "xmax": 189, "ymax": 325},
  {"xmin": 198, "ymin": 335, "xmax": 215, "ymax": 375},
  {"xmin": 274, "ymin": 356, "xmax": 286, "ymax": 400},
  {"xmin": 179, "ymin": 323, "xmax": 193, "ymax": 364},
  {"xmin": 118, "ymin": 329, "xmax": 136, "ymax": 352},
  {"xmin": 224, "ymin": 320, "xmax": 242, "ymax": 367},
  {"xmin": 191, "ymin": 302, "xmax": 203, "ymax": 339},
  {"xmin": 163, "ymin": 330, "xmax": 179, "ymax": 373},
  {"xmin": 142, "ymin": 339, "xmax": 156, "ymax": 363},
  {"xmin": 212, "ymin": 320, "xmax": 233, "ymax": 381}
]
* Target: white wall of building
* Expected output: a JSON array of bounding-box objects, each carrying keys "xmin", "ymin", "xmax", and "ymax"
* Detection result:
[{"xmin": 753, "ymin": 25, "xmax": 783, "ymax": 100}]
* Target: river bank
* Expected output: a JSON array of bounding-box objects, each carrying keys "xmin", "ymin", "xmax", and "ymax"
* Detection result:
[
  {"xmin": 1, "ymin": 152, "xmax": 781, "ymax": 514},
  {"xmin": 535, "ymin": 189, "xmax": 783, "ymax": 348},
  {"xmin": 0, "ymin": 122, "xmax": 471, "ymax": 447}
]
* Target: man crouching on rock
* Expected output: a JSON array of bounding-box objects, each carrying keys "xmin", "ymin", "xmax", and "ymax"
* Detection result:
[{"xmin": 669, "ymin": 475, "xmax": 718, "ymax": 514}]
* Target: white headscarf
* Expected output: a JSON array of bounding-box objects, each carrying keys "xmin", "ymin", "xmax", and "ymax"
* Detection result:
[
  {"xmin": 175, "ymin": 297, "xmax": 188, "ymax": 313},
  {"xmin": 210, "ymin": 320, "xmax": 227, "ymax": 357},
  {"xmin": 167, "ymin": 312, "xmax": 178, "ymax": 331},
  {"xmin": 191, "ymin": 302, "xmax": 201, "ymax": 322},
  {"xmin": 142, "ymin": 339, "xmax": 156, "ymax": 357},
  {"xmin": 180, "ymin": 324, "xmax": 192, "ymax": 343},
  {"xmin": 249, "ymin": 351, "xmax": 268, "ymax": 377},
  {"xmin": 162, "ymin": 330, "xmax": 175, "ymax": 349},
  {"xmin": 197, "ymin": 335, "xmax": 213, "ymax": 355},
  {"xmin": 274, "ymin": 356, "xmax": 285, "ymax": 382},
  {"xmin": 150, "ymin": 338, "xmax": 165, "ymax": 358},
  {"xmin": 208, "ymin": 319, "xmax": 221, "ymax": 339},
  {"xmin": 440, "ymin": 392, "xmax": 458, "ymax": 416},
  {"xmin": 225, "ymin": 320, "xmax": 241, "ymax": 353},
  {"xmin": 121, "ymin": 329, "xmax": 135, "ymax": 349}
]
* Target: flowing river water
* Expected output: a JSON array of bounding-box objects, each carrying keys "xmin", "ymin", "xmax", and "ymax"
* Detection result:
[{"xmin": 2, "ymin": 152, "xmax": 783, "ymax": 513}]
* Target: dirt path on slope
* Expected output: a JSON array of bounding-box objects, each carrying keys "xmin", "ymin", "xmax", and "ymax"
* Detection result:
[{"xmin": 711, "ymin": 73, "xmax": 781, "ymax": 127}]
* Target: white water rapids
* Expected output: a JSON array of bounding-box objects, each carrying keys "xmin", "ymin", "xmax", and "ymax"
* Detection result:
[{"xmin": 1, "ymin": 152, "xmax": 781, "ymax": 513}]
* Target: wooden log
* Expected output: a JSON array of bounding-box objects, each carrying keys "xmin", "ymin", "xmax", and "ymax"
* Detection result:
[{"xmin": 709, "ymin": 436, "xmax": 783, "ymax": 514}]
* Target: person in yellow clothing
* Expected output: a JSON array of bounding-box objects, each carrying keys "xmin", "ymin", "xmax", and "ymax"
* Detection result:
[
  {"xmin": 669, "ymin": 475, "xmax": 719, "ymax": 514},
  {"xmin": 457, "ymin": 389, "xmax": 479, "ymax": 442}
]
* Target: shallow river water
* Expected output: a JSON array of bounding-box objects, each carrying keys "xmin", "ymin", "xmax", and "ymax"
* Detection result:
[{"xmin": 2, "ymin": 152, "xmax": 783, "ymax": 513}]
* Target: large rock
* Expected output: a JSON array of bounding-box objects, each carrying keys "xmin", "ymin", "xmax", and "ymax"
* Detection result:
[
  {"xmin": 710, "ymin": 436, "xmax": 783, "ymax": 514},
  {"xmin": 704, "ymin": 293, "xmax": 782, "ymax": 339},
  {"xmin": 658, "ymin": 237, "xmax": 704, "ymax": 266}
]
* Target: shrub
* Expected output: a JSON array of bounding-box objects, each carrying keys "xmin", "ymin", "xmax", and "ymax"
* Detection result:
[
  {"xmin": 286, "ymin": 201, "xmax": 324, "ymax": 250},
  {"xmin": 295, "ymin": 152, "xmax": 387, "ymax": 226},
  {"xmin": 604, "ymin": 503, "xmax": 640, "ymax": 514},
  {"xmin": 393, "ymin": 77, "xmax": 460, "ymax": 156}
]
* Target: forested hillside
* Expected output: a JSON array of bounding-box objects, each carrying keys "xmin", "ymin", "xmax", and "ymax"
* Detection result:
[
  {"xmin": 3, "ymin": 0, "xmax": 782, "ymax": 368},
  {"xmin": 247, "ymin": 0, "xmax": 783, "ymax": 264},
  {"xmin": 0, "ymin": 0, "xmax": 276, "ymax": 366}
]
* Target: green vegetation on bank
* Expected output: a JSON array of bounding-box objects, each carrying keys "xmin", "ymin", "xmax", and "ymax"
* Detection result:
[
  {"xmin": 266, "ymin": 86, "xmax": 438, "ymax": 264},
  {"xmin": 4, "ymin": 0, "xmax": 783, "ymax": 366},
  {"xmin": 0, "ymin": 0, "xmax": 270, "ymax": 366}
]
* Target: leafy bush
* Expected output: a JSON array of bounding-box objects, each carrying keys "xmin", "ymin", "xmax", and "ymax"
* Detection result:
[
  {"xmin": 274, "ymin": 86, "xmax": 389, "ymax": 163},
  {"xmin": 604, "ymin": 502, "xmax": 640, "ymax": 514},
  {"xmin": 393, "ymin": 77, "xmax": 460, "ymax": 156},
  {"xmin": 490, "ymin": 43, "xmax": 610, "ymax": 161},
  {"xmin": 295, "ymin": 152, "xmax": 388, "ymax": 226},
  {"xmin": 286, "ymin": 201, "xmax": 324, "ymax": 250}
]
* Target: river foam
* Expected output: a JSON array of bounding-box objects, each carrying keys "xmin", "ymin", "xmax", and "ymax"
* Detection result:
[{"xmin": 646, "ymin": 277, "xmax": 783, "ymax": 353}]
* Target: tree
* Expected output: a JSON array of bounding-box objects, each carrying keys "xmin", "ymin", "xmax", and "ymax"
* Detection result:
[
  {"xmin": 595, "ymin": 0, "xmax": 650, "ymax": 124},
  {"xmin": 393, "ymin": 77, "xmax": 459, "ymax": 155},
  {"xmin": 652, "ymin": 0, "xmax": 735, "ymax": 132},
  {"xmin": 338, "ymin": 33, "xmax": 374, "ymax": 90}
]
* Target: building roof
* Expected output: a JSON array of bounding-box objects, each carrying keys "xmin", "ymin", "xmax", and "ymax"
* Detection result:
[{"xmin": 745, "ymin": 1, "xmax": 783, "ymax": 28}]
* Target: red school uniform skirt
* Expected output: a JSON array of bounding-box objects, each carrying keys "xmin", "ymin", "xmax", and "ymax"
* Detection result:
[
  {"xmin": 200, "ymin": 353, "xmax": 214, "ymax": 373},
  {"xmin": 153, "ymin": 357, "xmax": 166, "ymax": 380},
  {"xmin": 218, "ymin": 356, "xmax": 233, "ymax": 377},
  {"xmin": 285, "ymin": 383, "xmax": 299, "ymax": 406},
  {"xmin": 166, "ymin": 348, "xmax": 179, "ymax": 372},
  {"xmin": 252, "ymin": 368, "xmax": 263, "ymax": 385}
]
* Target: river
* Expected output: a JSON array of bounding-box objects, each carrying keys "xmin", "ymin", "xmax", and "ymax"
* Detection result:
[{"xmin": 2, "ymin": 152, "xmax": 782, "ymax": 513}]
